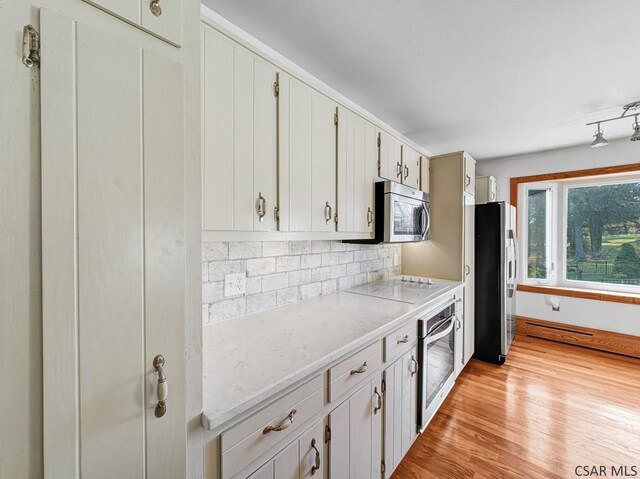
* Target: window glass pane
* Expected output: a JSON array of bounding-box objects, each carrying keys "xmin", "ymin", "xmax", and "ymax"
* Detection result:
[
  {"xmin": 527, "ymin": 189, "xmax": 548, "ymax": 279},
  {"xmin": 566, "ymin": 181, "xmax": 640, "ymax": 286}
]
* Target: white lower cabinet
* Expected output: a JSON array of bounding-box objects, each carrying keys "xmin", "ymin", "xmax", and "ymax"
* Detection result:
[
  {"xmin": 248, "ymin": 420, "xmax": 324, "ymax": 479},
  {"xmin": 383, "ymin": 347, "xmax": 418, "ymax": 477},
  {"xmin": 329, "ymin": 379, "xmax": 383, "ymax": 479}
]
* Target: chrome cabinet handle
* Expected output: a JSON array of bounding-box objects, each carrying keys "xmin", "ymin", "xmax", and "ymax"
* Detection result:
[
  {"xmin": 396, "ymin": 161, "xmax": 402, "ymax": 178},
  {"xmin": 367, "ymin": 207, "xmax": 373, "ymax": 227},
  {"xmin": 153, "ymin": 355, "xmax": 168, "ymax": 418},
  {"xmin": 455, "ymin": 317, "xmax": 461, "ymax": 331},
  {"xmin": 397, "ymin": 334, "xmax": 410, "ymax": 344},
  {"xmin": 310, "ymin": 438, "xmax": 321, "ymax": 475},
  {"xmin": 465, "ymin": 264, "xmax": 471, "ymax": 276},
  {"xmin": 465, "ymin": 174, "xmax": 471, "ymax": 187},
  {"xmin": 409, "ymin": 356, "xmax": 419, "ymax": 377},
  {"xmin": 350, "ymin": 361, "xmax": 368, "ymax": 375},
  {"xmin": 256, "ymin": 193, "xmax": 266, "ymax": 222},
  {"xmin": 373, "ymin": 387, "xmax": 382, "ymax": 414},
  {"xmin": 324, "ymin": 201, "xmax": 332, "ymax": 224},
  {"xmin": 263, "ymin": 409, "xmax": 297, "ymax": 434},
  {"xmin": 404, "ymin": 164, "xmax": 409, "ymax": 180},
  {"xmin": 149, "ymin": 0, "xmax": 162, "ymax": 16}
]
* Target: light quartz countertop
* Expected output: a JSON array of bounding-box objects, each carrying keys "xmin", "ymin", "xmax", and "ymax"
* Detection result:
[{"xmin": 201, "ymin": 278, "xmax": 462, "ymax": 431}]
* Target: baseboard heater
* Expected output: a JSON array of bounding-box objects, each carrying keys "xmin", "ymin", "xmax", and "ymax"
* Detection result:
[{"xmin": 517, "ymin": 316, "xmax": 640, "ymax": 359}]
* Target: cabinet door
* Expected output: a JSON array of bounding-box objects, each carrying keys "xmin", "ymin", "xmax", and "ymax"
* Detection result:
[
  {"xmin": 299, "ymin": 421, "xmax": 324, "ymax": 479},
  {"xmin": 281, "ymin": 76, "xmax": 313, "ymax": 232},
  {"xmin": 402, "ymin": 146, "xmax": 421, "ymax": 189},
  {"xmin": 420, "ymin": 156, "xmax": 430, "ymax": 194},
  {"xmin": 463, "ymin": 153, "xmax": 476, "ymax": 195},
  {"xmin": 329, "ymin": 379, "xmax": 382, "ymax": 479},
  {"xmin": 82, "ymin": 0, "xmax": 182, "ymax": 45},
  {"xmin": 42, "ymin": 10, "xmax": 186, "ymax": 478},
  {"xmin": 383, "ymin": 360, "xmax": 402, "ymax": 476},
  {"xmin": 202, "ymin": 29, "xmax": 279, "ymax": 232},
  {"xmin": 273, "ymin": 439, "xmax": 299, "ymax": 479},
  {"xmin": 253, "ymin": 58, "xmax": 279, "ymax": 231},
  {"xmin": 140, "ymin": 0, "xmax": 183, "ymax": 45},
  {"xmin": 338, "ymin": 109, "xmax": 369, "ymax": 233},
  {"xmin": 250, "ymin": 462, "xmax": 274, "ymax": 479},
  {"xmin": 364, "ymin": 121, "xmax": 378, "ymax": 234},
  {"xmin": 311, "ymin": 91, "xmax": 338, "ymax": 232},
  {"xmin": 377, "ymin": 129, "xmax": 402, "ymax": 182},
  {"xmin": 463, "ymin": 193, "xmax": 475, "ymax": 364},
  {"xmin": 400, "ymin": 347, "xmax": 419, "ymax": 456}
]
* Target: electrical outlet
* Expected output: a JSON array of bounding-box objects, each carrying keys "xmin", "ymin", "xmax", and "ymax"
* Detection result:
[{"xmin": 224, "ymin": 273, "xmax": 246, "ymax": 297}]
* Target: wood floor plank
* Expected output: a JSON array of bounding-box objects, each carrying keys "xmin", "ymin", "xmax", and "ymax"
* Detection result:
[{"xmin": 393, "ymin": 335, "xmax": 640, "ymax": 479}]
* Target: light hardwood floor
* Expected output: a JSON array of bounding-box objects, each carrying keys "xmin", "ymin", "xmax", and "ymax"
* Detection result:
[{"xmin": 393, "ymin": 335, "xmax": 640, "ymax": 478}]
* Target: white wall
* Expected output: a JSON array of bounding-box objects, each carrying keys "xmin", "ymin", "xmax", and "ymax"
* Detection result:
[{"xmin": 477, "ymin": 138, "xmax": 640, "ymax": 336}]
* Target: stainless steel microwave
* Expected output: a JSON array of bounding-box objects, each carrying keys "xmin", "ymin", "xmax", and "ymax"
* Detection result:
[{"xmin": 348, "ymin": 181, "xmax": 430, "ymax": 244}]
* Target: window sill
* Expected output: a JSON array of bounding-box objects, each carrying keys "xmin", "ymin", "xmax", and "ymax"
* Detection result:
[{"xmin": 517, "ymin": 284, "xmax": 640, "ymax": 305}]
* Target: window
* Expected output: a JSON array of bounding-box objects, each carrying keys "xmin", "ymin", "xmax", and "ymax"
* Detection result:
[{"xmin": 520, "ymin": 174, "xmax": 640, "ymax": 292}]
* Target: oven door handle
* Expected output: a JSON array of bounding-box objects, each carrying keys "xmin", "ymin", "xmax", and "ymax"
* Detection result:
[
  {"xmin": 420, "ymin": 203, "xmax": 430, "ymax": 240},
  {"xmin": 425, "ymin": 319, "xmax": 454, "ymax": 345}
]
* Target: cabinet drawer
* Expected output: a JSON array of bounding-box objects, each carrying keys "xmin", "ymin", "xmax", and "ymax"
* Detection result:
[
  {"xmin": 328, "ymin": 341, "xmax": 382, "ymax": 403},
  {"xmin": 221, "ymin": 376, "xmax": 323, "ymax": 479},
  {"xmin": 384, "ymin": 322, "xmax": 417, "ymax": 363}
]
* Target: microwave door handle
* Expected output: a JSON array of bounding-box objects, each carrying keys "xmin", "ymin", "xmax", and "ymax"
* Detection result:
[{"xmin": 421, "ymin": 204, "xmax": 430, "ymax": 240}]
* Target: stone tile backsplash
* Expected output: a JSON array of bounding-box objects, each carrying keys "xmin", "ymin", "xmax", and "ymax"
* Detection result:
[{"xmin": 202, "ymin": 241, "xmax": 402, "ymax": 324}]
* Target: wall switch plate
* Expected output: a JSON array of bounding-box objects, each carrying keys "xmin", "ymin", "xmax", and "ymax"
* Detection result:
[{"xmin": 224, "ymin": 273, "xmax": 246, "ymax": 297}]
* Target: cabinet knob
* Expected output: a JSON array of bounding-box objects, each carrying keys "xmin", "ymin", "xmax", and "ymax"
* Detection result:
[{"xmin": 149, "ymin": 0, "xmax": 162, "ymax": 16}]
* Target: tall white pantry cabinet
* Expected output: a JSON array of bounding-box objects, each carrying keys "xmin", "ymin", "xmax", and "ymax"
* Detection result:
[{"xmin": 34, "ymin": 0, "xmax": 197, "ymax": 477}]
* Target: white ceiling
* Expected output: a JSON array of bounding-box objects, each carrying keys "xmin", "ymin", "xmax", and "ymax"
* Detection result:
[{"xmin": 201, "ymin": 0, "xmax": 640, "ymax": 160}]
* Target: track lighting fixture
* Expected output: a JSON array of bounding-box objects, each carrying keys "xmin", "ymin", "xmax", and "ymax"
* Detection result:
[
  {"xmin": 590, "ymin": 123, "xmax": 608, "ymax": 148},
  {"xmin": 586, "ymin": 101, "xmax": 640, "ymax": 147},
  {"xmin": 631, "ymin": 116, "xmax": 640, "ymax": 142}
]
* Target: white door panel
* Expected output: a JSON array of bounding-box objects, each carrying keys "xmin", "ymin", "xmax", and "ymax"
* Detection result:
[
  {"xmin": 311, "ymin": 91, "xmax": 337, "ymax": 232},
  {"xmin": 41, "ymin": 9, "xmax": 185, "ymax": 478}
]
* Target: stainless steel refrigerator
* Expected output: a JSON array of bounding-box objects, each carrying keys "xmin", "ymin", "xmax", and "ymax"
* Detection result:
[{"xmin": 474, "ymin": 201, "xmax": 518, "ymax": 364}]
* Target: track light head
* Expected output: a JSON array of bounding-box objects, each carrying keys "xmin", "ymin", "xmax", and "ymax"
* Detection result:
[
  {"xmin": 590, "ymin": 124, "xmax": 609, "ymax": 148},
  {"xmin": 631, "ymin": 117, "xmax": 640, "ymax": 142}
]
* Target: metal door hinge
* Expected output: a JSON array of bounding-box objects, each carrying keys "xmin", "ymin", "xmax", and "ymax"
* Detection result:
[
  {"xmin": 377, "ymin": 134, "xmax": 381, "ymax": 147},
  {"xmin": 334, "ymin": 213, "xmax": 338, "ymax": 225},
  {"xmin": 22, "ymin": 25, "xmax": 40, "ymax": 68},
  {"xmin": 324, "ymin": 425, "xmax": 331, "ymax": 443},
  {"xmin": 274, "ymin": 206, "xmax": 280, "ymax": 222},
  {"xmin": 381, "ymin": 460, "xmax": 386, "ymax": 474},
  {"xmin": 273, "ymin": 79, "xmax": 280, "ymax": 97},
  {"xmin": 333, "ymin": 112, "xmax": 339, "ymax": 126},
  {"xmin": 381, "ymin": 379, "xmax": 386, "ymax": 393}
]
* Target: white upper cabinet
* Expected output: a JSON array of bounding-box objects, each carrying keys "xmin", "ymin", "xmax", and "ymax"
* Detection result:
[
  {"xmin": 420, "ymin": 155, "xmax": 430, "ymax": 194},
  {"xmin": 202, "ymin": 27, "xmax": 279, "ymax": 232},
  {"xmin": 377, "ymin": 129, "xmax": 403, "ymax": 182},
  {"xmin": 475, "ymin": 175, "xmax": 497, "ymax": 204},
  {"xmin": 311, "ymin": 91, "xmax": 338, "ymax": 232},
  {"xmin": 463, "ymin": 152, "xmax": 476, "ymax": 195},
  {"xmin": 82, "ymin": 0, "xmax": 183, "ymax": 45},
  {"xmin": 338, "ymin": 108, "xmax": 376, "ymax": 234},
  {"xmin": 401, "ymin": 145, "xmax": 421, "ymax": 189}
]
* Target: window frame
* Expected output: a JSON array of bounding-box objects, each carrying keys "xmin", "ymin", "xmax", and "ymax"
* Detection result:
[{"xmin": 511, "ymin": 169, "xmax": 640, "ymax": 295}]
